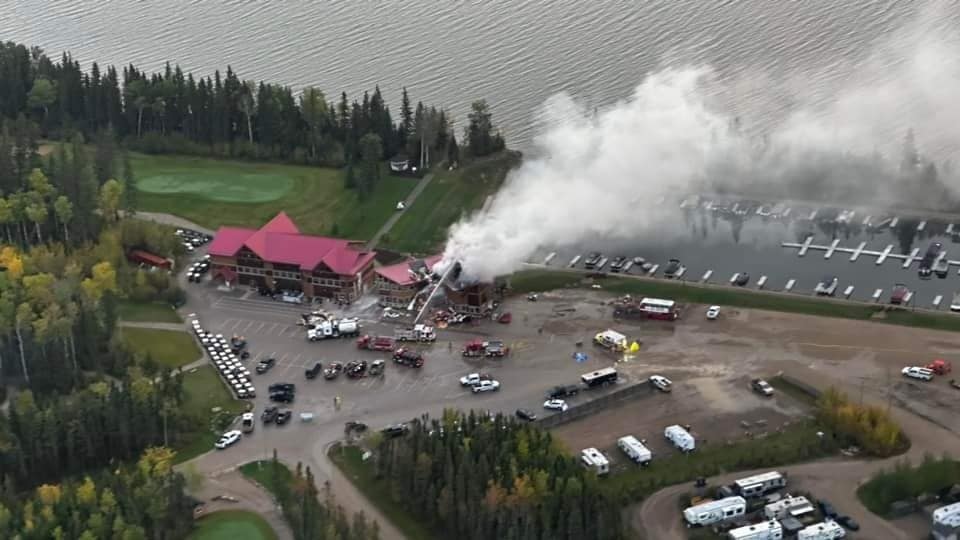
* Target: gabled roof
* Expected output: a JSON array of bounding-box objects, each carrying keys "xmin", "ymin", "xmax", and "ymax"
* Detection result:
[
  {"xmin": 207, "ymin": 213, "xmax": 375, "ymax": 276},
  {"xmin": 376, "ymin": 255, "xmax": 442, "ymax": 286}
]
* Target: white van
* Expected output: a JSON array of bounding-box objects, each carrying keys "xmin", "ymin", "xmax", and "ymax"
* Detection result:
[
  {"xmin": 617, "ymin": 435, "xmax": 652, "ymax": 465},
  {"xmin": 580, "ymin": 448, "xmax": 609, "ymax": 475},
  {"xmin": 665, "ymin": 424, "xmax": 695, "ymax": 452},
  {"xmin": 683, "ymin": 496, "xmax": 746, "ymax": 527}
]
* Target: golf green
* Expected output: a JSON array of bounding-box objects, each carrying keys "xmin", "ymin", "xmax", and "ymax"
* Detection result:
[
  {"xmin": 189, "ymin": 510, "xmax": 277, "ymax": 540},
  {"xmin": 138, "ymin": 172, "xmax": 294, "ymax": 202}
]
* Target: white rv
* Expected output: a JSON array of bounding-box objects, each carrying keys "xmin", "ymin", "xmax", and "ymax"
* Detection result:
[
  {"xmin": 580, "ymin": 448, "xmax": 609, "ymax": 475},
  {"xmin": 617, "ymin": 435, "xmax": 652, "ymax": 465},
  {"xmin": 932, "ymin": 502, "xmax": 960, "ymax": 540},
  {"xmin": 764, "ymin": 495, "xmax": 815, "ymax": 521},
  {"xmin": 683, "ymin": 496, "xmax": 747, "ymax": 527},
  {"xmin": 733, "ymin": 471, "xmax": 788, "ymax": 497},
  {"xmin": 728, "ymin": 520, "xmax": 783, "ymax": 540},
  {"xmin": 796, "ymin": 520, "xmax": 846, "ymax": 540},
  {"xmin": 664, "ymin": 424, "xmax": 695, "ymax": 452}
]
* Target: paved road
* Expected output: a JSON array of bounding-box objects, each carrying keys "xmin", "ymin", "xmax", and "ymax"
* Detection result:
[
  {"xmin": 131, "ymin": 211, "xmax": 215, "ymax": 235},
  {"xmin": 366, "ymin": 173, "xmax": 434, "ymax": 250},
  {"xmin": 633, "ymin": 362, "xmax": 960, "ymax": 540}
]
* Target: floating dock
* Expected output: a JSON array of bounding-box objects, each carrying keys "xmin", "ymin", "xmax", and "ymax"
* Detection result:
[
  {"xmin": 917, "ymin": 220, "xmax": 926, "ymax": 232},
  {"xmin": 890, "ymin": 216, "xmax": 900, "ymax": 228},
  {"xmin": 569, "ymin": 255, "xmax": 581, "ymax": 267},
  {"xmin": 849, "ymin": 242, "xmax": 867, "ymax": 262},
  {"xmin": 824, "ymin": 239, "xmax": 841, "ymax": 259},
  {"xmin": 933, "ymin": 295, "xmax": 943, "ymax": 308},
  {"xmin": 647, "ymin": 264, "xmax": 659, "ymax": 276},
  {"xmin": 843, "ymin": 285, "xmax": 855, "ymax": 298},
  {"xmin": 782, "ymin": 207, "xmax": 792, "ymax": 218},
  {"xmin": 872, "ymin": 289, "xmax": 883, "ymax": 302},
  {"xmin": 903, "ymin": 291, "xmax": 914, "ymax": 304},
  {"xmin": 798, "ymin": 236, "xmax": 814, "ymax": 256},
  {"xmin": 948, "ymin": 224, "xmax": 955, "ymax": 234},
  {"xmin": 757, "ymin": 276, "xmax": 767, "ymax": 289},
  {"xmin": 808, "ymin": 209, "xmax": 819, "ymax": 220},
  {"xmin": 877, "ymin": 245, "xmax": 893, "ymax": 264},
  {"xmin": 543, "ymin": 252, "xmax": 556, "ymax": 265},
  {"xmin": 596, "ymin": 257, "xmax": 608, "ymax": 270},
  {"xmin": 675, "ymin": 267, "xmax": 686, "ymax": 279},
  {"xmin": 701, "ymin": 270, "xmax": 713, "ymax": 283},
  {"xmin": 862, "ymin": 215, "xmax": 873, "ymax": 227},
  {"xmin": 729, "ymin": 273, "xmax": 740, "ymax": 284},
  {"xmin": 622, "ymin": 261, "xmax": 633, "ymax": 272},
  {"xmin": 902, "ymin": 248, "xmax": 919, "ymax": 269},
  {"xmin": 785, "ymin": 279, "xmax": 796, "ymax": 292}
]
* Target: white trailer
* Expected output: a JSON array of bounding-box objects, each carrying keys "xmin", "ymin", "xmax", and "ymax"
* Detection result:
[
  {"xmin": 932, "ymin": 502, "xmax": 960, "ymax": 540},
  {"xmin": 617, "ymin": 435, "xmax": 652, "ymax": 465},
  {"xmin": 683, "ymin": 496, "xmax": 746, "ymax": 527},
  {"xmin": 733, "ymin": 471, "xmax": 787, "ymax": 497},
  {"xmin": 797, "ymin": 520, "xmax": 846, "ymax": 540},
  {"xmin": 580, "ymin": 448, "xmax": 609, "ymax": 475},
  {"xmin": 664, "ymin": 424, "xmax": 695, "ymax": 452},
  {"xmin": 728, "ymin": 520, "xmax": 783, "ymax": 540},
  {"xmin": 764, "ymin": 495, "xmax": 814, "ymax": 520}
]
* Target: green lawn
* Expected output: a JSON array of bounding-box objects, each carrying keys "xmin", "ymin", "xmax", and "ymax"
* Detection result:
[
  {"xmin": 175, "ymin": 365, "xmax": 247, "ymax": 464},
  {"xmin": 189, "ymin": 510, "xmax": 277, "ymax": 540},
  {"xmin": 509, "ymin": 269, "xmax": 960, "ymax": 333},
  {"xmin": 240, "ymin": 460, "xmax": 294, "ymax": 500},
  {"xmin": 384, "ymin": 151, "xmax": 521, "ymax": 254},
  {"xmin": 328, "ymin": 444, "xmax": 433, "ymax": 540},
  {"xmin": 121, "ymin": 327, "xmax": 201, "ymax": 368},
  {"xmin": 118, "ymin": 300, "xmax": 183, "ymax": 323},
  {"xmin": 133, "ymin": 153, "xmax": 418, "ymax": 238}
]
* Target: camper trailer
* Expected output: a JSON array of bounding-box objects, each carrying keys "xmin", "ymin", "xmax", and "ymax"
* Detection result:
[
  {"xmin": 664, "ymin": 424, "xmax": 695, "ymax": 452},
  {"xmin": 617, "ymin": 435, "xmax": 653, "ymax": 465},
  {"xmin": 727, "ymin": 520, "xmax": 783, "ymax": 540},
  {"xmin": 580, "ymin": 448, "xmax": 609, "ymax": 475},
  {"xmin": 796, "ymin": 520, "xmax": 846, "ymax": 540},
  {"xmin": 763, "ymin": 495, "xmax": 815, "ymax": 521},
  {"xmin": 683, "ymin": 496, "xmax": 747, "ymax": 527},
  {"xmin": 932, "ymin": 502, "xmax": 960, "ymax": 540},
  {"xmin": 593, "ymin": 329, "xmax": 628, "ymax": 351},
  {"xmin": 733, "ymin": 471, "xmax": 788, "ymax": 498}
]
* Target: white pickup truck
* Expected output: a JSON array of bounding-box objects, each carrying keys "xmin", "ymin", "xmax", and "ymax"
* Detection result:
[{"xmin": 901, "ymin": 366, "xmax": 934, "ymax": 381}]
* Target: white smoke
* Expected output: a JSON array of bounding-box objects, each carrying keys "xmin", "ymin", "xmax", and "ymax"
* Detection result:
[{"xmin": 441, "ymin": 7, "xmax": 960, "ymax": 282}]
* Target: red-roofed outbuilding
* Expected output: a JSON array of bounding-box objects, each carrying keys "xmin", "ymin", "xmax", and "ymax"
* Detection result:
[
  {"xmin": 374, "ymin": 255, "xmax": 442, "ymax": 307},
  {"xmin": 207, "ymin": 212, "xmax": 377, "ymax": 302}
]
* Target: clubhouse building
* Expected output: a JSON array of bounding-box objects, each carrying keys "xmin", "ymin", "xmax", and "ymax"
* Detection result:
[{"xmin": 207, "ymin": 212, "xmax": 377, "ymax": 302}]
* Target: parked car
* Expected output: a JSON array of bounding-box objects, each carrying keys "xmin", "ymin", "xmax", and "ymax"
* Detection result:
[
  {"xmin": 543, "ymin": 399, "xmax": 569, "ymax": 412},
  {"xmin": 817, "ymin": 499, "xmax": 838, "ymax": 519},
  {"xmin": 546, "ymin": 385, "xmax": 580, "ymax": 399},
  {"xmin": 926, "ymin": 359, "xmax": 952, "ymax": 375},
  {"xmin": 751, "ymin": 378, "xmax": 775, "ymax": 396},
  {"xmin": 305, "ymin": 362, "xmax": 323, "ymax": 379},
  {"xmin": 902, "ymin": 366, "xmax": 934, "ymax": 381},
  {"xmin": 241, "ymin": 412, "xmax": 255, "ymax": 433},
  {"xmin": 382, "ymin": 423, "xmax": 409, "ymax": 438},
  {"xmin": 472, "ymin": 380, "xmax": 501, "ymax": 393},
  {"xmin": 256, "ymin": 357, "xmax": 276, "ymax": 374},
  {"xmin": 836, "ymin": 515, "xmax": 860, "ymax": 531},
  {"xmin": 460, "ymin": 372, "xmax": 493, "ymax": 387},
  {"xmin": 368, "ymin": 359, "xmax": 385, "ymax": 376},
  {"xmin": 261, "ymin": 406, "xmax": 278, "ymax": 424},
  {"xmin": 515, "ymin": 408, "xmax": 537, "ymax": 421},
  {"xmin": 323, "ymin": 362, "xmax": 343, "ymax": 380},
  {"xmin": 345, "ymin": 421, "xmax": 368, "ymax": 433},
  {"xmin": 214, "ymin": 430, "xmax": 242, "ymax": 449},
  {"xmin": 268, "ymin": 382, "xmax": 295, "ymax": 393},
  {"xmin": 269, "ymin": 391, "xmax": 295, "ymax": 403},
  {"xmin": 347, "ymin": 360, "xmax": 369, "ymax": 378},
  {"xmin": 705, "ymin": 306, "xmax": 721, "ymax": 320},
  {"xmin": 275, "ymin": 409, "xmax": 293, "ymax": 425},
  {"xmin": 649, "ymin": 375, "xmax": 672, "ymax": 392}
]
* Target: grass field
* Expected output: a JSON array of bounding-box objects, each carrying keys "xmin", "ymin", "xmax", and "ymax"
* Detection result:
[
  {"xmin": 328, "ymin": 444, "xmax": 433, "ymax": 540},
  {"xmin": 175, "ymin": 365, "xmax": 246, "ymax": 463},
  {"xmin": 118, "ymin": 300, "xmax": 183, "ymax": 323},
  {"xmin": 132, "ymin": 153, "xmax": 417, "ymax": 238},
  {"xmin": 189, "ymin": 510, "xmax": 277, "ymax": 540},
  {"xmin": 509, "ymin": 269, "xmax": 960, "ymax": 332},
  {"xmin": 384, "ymin": 151, "xmax": 521, "ymax": 254},
  {"xmin": 121, "ymin": 327, "xmax": 201, "ymax": 369},
  {"xmin": 240, "ymin": 460, "xmax": 294, "ymax": 500}
]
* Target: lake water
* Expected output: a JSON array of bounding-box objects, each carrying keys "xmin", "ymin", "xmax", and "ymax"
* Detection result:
[{"xmin": 4, "ymin": 0, "xmax": 951, "ymax": 150}]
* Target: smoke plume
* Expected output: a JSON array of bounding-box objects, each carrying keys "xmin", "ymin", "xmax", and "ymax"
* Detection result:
[{"xmin": 442, "ymin": 8, "xmax": 960, "ymax": 282}]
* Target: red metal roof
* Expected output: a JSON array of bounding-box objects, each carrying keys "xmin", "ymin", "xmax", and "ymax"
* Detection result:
[
  {"xmin": 376, "ymin": 255, "xmax": 442, "ymax": 285},
  {"xmin": 207, "ymin": 213, "xmax": 375, "ymax": 276},
  {"xmin": 129, "ymin": 249, "xmax": 171, "ymax": 267}
]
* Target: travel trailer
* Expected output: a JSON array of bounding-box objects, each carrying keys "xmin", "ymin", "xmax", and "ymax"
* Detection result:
[
  {"xmin": 665, "ymin": 424, "xmax": 695, "ymax": 452},
  {"xmin": 683, "ymin": 496, "xmax": 747, "ymax": 527},
  {"xmin": 617, "ymin": 435, "xmax": 652, "ymax": 465}
]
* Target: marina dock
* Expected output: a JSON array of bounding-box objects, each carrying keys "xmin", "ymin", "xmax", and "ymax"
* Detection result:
[
  {"xmin": 701, "ymin": 270, "xmax": 713, "ymax": 283},
  {"xmin": 824, "ymin": 239, "xmax": 840, "ymax": 259},
  {"xmin": 902, "ymin": 248, "xmax": 919, "ymax": 269},
  {"xmin": 782, "ymin": 240, "xmax": 960, "ymax": 271},
  {"xmin": 849, "ymin": 242, "xmax": 867, "ymax": 262}
]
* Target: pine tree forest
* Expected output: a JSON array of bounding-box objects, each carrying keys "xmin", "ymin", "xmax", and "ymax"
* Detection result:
[{"xmin": 374, "ymin": 410, "xmax": 624, "ymax": 540}]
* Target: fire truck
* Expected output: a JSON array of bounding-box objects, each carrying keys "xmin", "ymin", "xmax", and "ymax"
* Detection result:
[
  {"xmin": 394, "ymin": 324, "xmax": 437, "ymax": 342},
  {"xmin": 356, "ymin": 335, "xmax": 396, "ymax": 351},
  {"xmin": 461, "ymin": 339, "xmax": 510, "ymax": 357}
]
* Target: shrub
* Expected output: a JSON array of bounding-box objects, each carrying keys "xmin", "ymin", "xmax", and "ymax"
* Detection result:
[
  {"xmin": 816, "ymin": 388, "xmax": 908, "ymax": 457},
  {"xmin": 858, "ymin": 455, "xmax": 960, "ymax": 516}
]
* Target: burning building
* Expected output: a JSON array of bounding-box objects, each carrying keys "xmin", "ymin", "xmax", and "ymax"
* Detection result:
[{"xmin": 374, "ymin": 255, "xmax": 442, "ymax": 308}]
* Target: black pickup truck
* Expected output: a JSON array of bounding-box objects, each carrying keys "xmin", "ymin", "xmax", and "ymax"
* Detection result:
[{"xmin": 546, "ymin": 384, "xmax": 580, "ymax": 399}]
